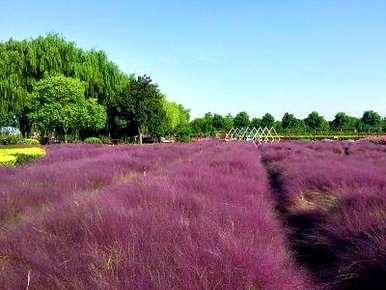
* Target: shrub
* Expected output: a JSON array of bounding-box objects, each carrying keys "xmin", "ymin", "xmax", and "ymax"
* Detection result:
[
  {"xmin": 0, "ymin": 155, "xmax": 17, "ymax": 166},
  {"xmin": 84, "ymin": 137, "xmax": 103, "ymax": 144},
  {"xmin": 0, "ymin": 134, "xmax": 23, "ymax": 145},
  {"xmin": 20, "ymin": 138, "xmax": 40, "ymax": 145},
  {"xmin": 0, "ymin": 135, "xmax": 40, "ymax": 146},
  {"xmin": 0, "ymin": 147, "xmax": 45, "ymax": 167},
  {"xmin": 99, "ymin": 135, "xmax": 112, "ymax": 144}
]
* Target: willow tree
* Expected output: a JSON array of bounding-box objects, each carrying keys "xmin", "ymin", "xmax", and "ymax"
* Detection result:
[{"xmin": 0, "ymin": 33, "xmax": 126, "ymax": 136}]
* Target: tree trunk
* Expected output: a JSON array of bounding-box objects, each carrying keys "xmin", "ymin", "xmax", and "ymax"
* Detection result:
[
  {"xmin": 18, "ymin": 113, "xmax": 31, "ymax": 137},
  {"xmin": 138, "ymin": 126, "xmax": 142, "ymax": 144}
]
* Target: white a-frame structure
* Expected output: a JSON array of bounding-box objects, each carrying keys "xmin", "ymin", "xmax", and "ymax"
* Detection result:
[{"xmin": 225, "ymin": 126, "xmax": 280, "ymax": 144}]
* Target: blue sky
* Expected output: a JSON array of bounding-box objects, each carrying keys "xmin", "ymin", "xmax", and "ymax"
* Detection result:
[{"xmin": 1, "ymin": 0, "xmax": 386, "ymax": 120}]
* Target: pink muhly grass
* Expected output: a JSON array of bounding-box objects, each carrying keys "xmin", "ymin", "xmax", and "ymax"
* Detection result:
[{"xmin": 0, "ymin": 142, "xmax": 315, "ymax": 289}]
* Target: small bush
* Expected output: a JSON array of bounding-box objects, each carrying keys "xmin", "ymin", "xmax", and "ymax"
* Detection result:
[
  {"xmin": 0, "ymin": 147, "xmax": 45, "ymax": 167},
  {"xmin": 0, "ymin": 135, "xmax": 40, "ymax": 146},
  {"xmin": 84, "ymin": 137, "xmax": 103, "ymax": 144},
  {"xmin": 0, "ymin": 155, "xmax": 17, "ymax": 166},
  {"xmin": 20, "ymin": 138, "xmax": 40, "ymax": 145},
  {"xmin": 99, "ymin": 136, "xmax": 112, "ymax": 144},
  {"xmin": 0, "ymin": 135, "xmax": 23, "ymax": 145}
]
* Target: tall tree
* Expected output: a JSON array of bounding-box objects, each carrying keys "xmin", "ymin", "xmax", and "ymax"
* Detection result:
[
  {"xmin": 361, "ymin": 110, "xmax": 381, "ymax": 132},
  {"xmin": 250, "ymin": 117, "xmax": 261, "ymax": 128},
  {"xmin": 304, "ymin": 111, "xmax": 329, "ymax": 131},
  {"xmin": 223, "ymin": 114, "xmax": 234, "ymax": 132},
  {"xmin": 281, "ymin": 113, "xmax": 297, "ymax": 129},
  {"xmin": 115, "ymin": 75, "xmax": 166, "ymax": 143},
  {"xmin": 261, "ymin": 113, "xmax": 275, "ymax": 128},
  {"xmin": 212, "ymin": 114, "xmax": 225, "ymax": 131},
  {"xmin": 331, "ymin": 112, "xmax": 350, "ymax": 131},
  {"xmin": 233, "ymin": 111, "xmax": 250, "ymax": 127},
  {"xmin": 0, "ymin": 33, "xmax": 126, "ymax": 136}
]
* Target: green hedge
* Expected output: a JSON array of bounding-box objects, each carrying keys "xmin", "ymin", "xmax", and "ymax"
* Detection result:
[
  {"xmin": 0, "ymin": 147, "xmax": 45, "ymax": 167},
  {"xmin": 0, "ymin": 155, "xmax": 17, "ymax": 167}
]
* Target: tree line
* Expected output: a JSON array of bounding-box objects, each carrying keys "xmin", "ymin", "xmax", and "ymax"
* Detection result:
[
  {"xmin": 1, "ymin": 33, "xmax": 385, "ymax": 143},
  {"xmin": 190, "ymin": 110, "xmax": 386, "ymax": 137},
  {"xmin": 0, "ymin": 34, "xmax": 190, "ymax": 143}
]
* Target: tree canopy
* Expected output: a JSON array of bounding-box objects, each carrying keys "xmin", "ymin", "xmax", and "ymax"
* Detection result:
[
  {"xmin": 233, "ymin": 111, "xmax": 250, "ymax": 127},
  {"xmin": 0, "ymin": 34, "xmax": 126, "ymax": 136},
  {"xmin": 28, "ymin": 75, "xmax": 106, "ymax": 141}
]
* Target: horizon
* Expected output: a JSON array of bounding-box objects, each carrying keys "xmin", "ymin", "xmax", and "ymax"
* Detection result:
[{"xmin": 1, "ymin": 0, "xmax": 385, "ymax": 120}]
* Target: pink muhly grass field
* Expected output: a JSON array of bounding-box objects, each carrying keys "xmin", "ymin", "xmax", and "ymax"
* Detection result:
[
  {"xmin": 0, "ymin": 142, "xmax": 314, "ymax": 289},
  {"xmin": 261, "ymin": 141, "xmax": 386, "ymax": 289},
  {"xmin": 2, "ymin": 140, "xmax": 386, "ymax": 289}
]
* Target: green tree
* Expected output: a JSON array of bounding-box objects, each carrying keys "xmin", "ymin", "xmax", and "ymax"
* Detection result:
[
  {"xmin": 162, "ymin": 99, "xmax": 190, "ymax": 136},
  {"xmin": 281, "ymin": 113, "xmax": 297, "ymax": 129},
  {"xmin": 233, "ymin": 111, "xmax": 250, "ymax": 127},
  {"xmin": 212, "ymin": 114, "xmax": 225, "ymax": 131},
  {"xmin": 223, "ymin": 114, "xmax": 234, "ymax": 132},
  {"xmin": 304, "ymin": 111, "xmax": 329, "ymax": 131},
  {"xmin": 203, "ymin": 113, "xmax": 215, "ymax": 135},
  {"xmin": 115, "ymin": 75, "xmax": 166, "ymax": 143},
  {"xmin": 361, "ymin": 110, "xmax": 381, "ymax": 132},
  {"xmin": 261, "ymin": 113, "xmax": 275, "ymax": 128},
  {"xmin": 176, "ymin": 122, "xmax": 192, "ymax": 143},
  {"xmin": 28, "ymin": 75, "xmax": 106, "ymax": 141},
  {"xmin": 331, "ymin": 112, "xmax": 350, "ymax": 131},
  {"xmin": 250, "ymin": 117, "xmax": 261, "ymax": 128},
  {"xmin": 0, "ymin": 33, "xmax": 126, "ymax": 136},
  {"xmin": 190, "ymin": 113, "xmax": 215, "ymax": 137},
  {"xmin": 190, "ymin": 118, "xmax": 205, "ymax": 136}
]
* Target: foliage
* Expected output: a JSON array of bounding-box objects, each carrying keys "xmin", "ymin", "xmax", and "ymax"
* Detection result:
[
  {"xmin": 233, "ymin": 111, "xmax": 250, "ymax": 127},
  {"xmin": 0, "ymin": 33, "xmax": 126, "ymax": 136},
  {"xmin": 28, "ymin": 75, "xmax": 107, "ymax": 141},
  {"xmin": 0, "ymin": 134, "xmax": 23, "ymax": 145},
  {"xmin": 250, "ymin": 117, "xmax": 261, "ymax": 128},
  {"xmin": 212, "ymin": 113, "xmax": 224, "ymax": 130},
  {"xmin": 304, "ymin": 111, "xmax": 329, "ymax": 131},
  {"xmin": 112, "ymin": 75, "xmax": 166, "ymax": 142},
  {"xmin": 361, "ymin": 110, "xmax": 382, "ymax": 132},
  {"xmin": 0, "ymin": 134, "xmax": 39, "ymax": 145},
  {"xmin": 175, "ymin": 122, "xmax": 192, "ymax": 143},
  {"xmin": 331, "ymin": 112, "xmax": 350, "ymax": 130},
  {"xmin": 0, "ymin": 147, "xmax": 45, "ymax": 166},
  {"xmin": 190, "ymin": 112, "xmax": 215, "ymax": 136},
  {"xmin": 282, "ymin": 113, "xmax": 297, "ymax": 129},
  {"xmin": 0, "ymin": 154, "xmax": 17, "ymax": 166},
  {"xmin": 261, "ymin": 113, "xmax": 275, "ymax": 128},
  {"xmin": 84, "ymin": 137, "xmax": 103, "ymax": 144},
  {"xmin": 20, "ymin": 138, "xmax": 40, "ymax": 145},
  {"xmin": 162, "ymin": 99, "xmax": 190, "ymax": 136}
]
